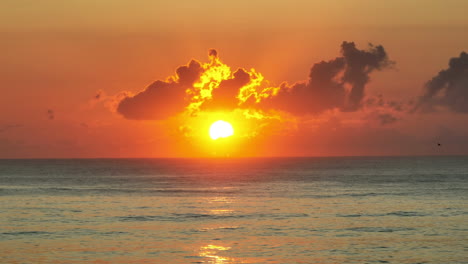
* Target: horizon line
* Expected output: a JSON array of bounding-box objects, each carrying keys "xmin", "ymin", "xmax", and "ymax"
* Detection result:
[{"xmin": 0, "ymin": 154, "xmax": 466, "ymax": 160}]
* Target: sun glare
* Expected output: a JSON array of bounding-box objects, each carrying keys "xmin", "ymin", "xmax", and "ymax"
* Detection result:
[{"xmin": 209, "ymin": 120, "xmax": 234, "ymax": 140}]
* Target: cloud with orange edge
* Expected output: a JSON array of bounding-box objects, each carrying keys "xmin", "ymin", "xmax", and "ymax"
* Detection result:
[{"xmin": 115, "ymin": 42, "xmax": 394, "ymax": 121}]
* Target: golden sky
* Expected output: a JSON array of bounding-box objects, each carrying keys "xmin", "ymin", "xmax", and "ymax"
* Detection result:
[{"xmin": 1, "ymin": 0, "xmax": 468, "ymax": 158}]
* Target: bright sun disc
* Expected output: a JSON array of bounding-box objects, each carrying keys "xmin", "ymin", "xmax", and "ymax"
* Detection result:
[{"xmin": 209, "ymin": 120, "xmax": 234, "ymax": 140}]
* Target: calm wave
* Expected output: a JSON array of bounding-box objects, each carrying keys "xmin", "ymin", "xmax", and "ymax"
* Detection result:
[{"xmin": 1, "ymin": 157, "xmax": 467, "ymax": 263}]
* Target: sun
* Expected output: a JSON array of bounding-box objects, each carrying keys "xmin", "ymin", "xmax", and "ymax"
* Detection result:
[{"xmin": 209, "ymin": 120, "xmax": 234, "ymax": 140}]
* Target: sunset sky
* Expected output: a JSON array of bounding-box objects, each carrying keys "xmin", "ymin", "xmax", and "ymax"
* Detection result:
[{"xmin": 1, "ymin": 0, "xmax": 468, "ymax": 158}]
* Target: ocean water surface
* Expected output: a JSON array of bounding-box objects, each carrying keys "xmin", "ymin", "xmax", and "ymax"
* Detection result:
[{"xmin": 1, "ymin": 157, "xmax": 467, "ymax": 263}]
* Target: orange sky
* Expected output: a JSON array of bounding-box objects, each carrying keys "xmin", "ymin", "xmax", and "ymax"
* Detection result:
[{"xmin": 1, "ymin": 0, "xmax": 468, "ymax": 158}]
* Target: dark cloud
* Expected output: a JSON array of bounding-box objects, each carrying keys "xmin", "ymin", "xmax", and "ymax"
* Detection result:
[
  {"xmin": 365, "ymin": 94, "xmax": 412, "ymax": 113},
  {"xmin": 417, "ymin": 52, "xmax": 468, "ymax": 113},
  {"xmin": 117, "ymin": 81, "xmax": 187, "ymax": 120},
  {"xmin": 341, "ymin": 42, "xmax": 392, "ymax": 110},
  {"xmin": 387, "ymin": 100, "xmax": 405, "ymax": 112},
  {"xmin": 257, "ymin": 41, "xmax": 392, "ymax": 114},
  {"xmin": 117, "ymin": 60, "xmax": 203, "ymax": 120},
  {"xmin": 364, "ymin": 95, "xmax": 385, "ymax": 108},
  {"xmin": 115, "ymin": 42, "xmax": 392, "ymax": 120},
  {"xmin": 202, "ymin": 68, "xmax": 250, "ymax": 111},
  {"xmin": 362, "ymin": 94, "xmax": 413, "ymax": 125},
  {"xmin": 175, "ymin": 60, "xmax": 204, "ymax": 86},
  {"xmin": 47, "ymin": 109, "xmax": 54, "ymax": 120},
  {"xmin": 208, "ymin": 49, "xmax": 218, "ymax": 58},
  {"xmin": 376, "ymin": 113, "xmax": 398, "ymax": 125}
]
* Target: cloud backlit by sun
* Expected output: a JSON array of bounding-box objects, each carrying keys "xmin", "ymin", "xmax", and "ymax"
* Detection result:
[
  {"xmin": 108, "ymin": 41, "xmax": 401, "ymax": 152},
  {"xmin": 116, "ymin": 41, "xmax": 393, "ymax": 122}
]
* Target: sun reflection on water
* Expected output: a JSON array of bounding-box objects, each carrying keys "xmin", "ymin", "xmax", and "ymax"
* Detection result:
[
  {"xmin": 199, "ymin": 244, "xmax": 233, "ymax": 264},
  {"xmin": 209, "ymin": 209, "xmax": 233, "ymax": 215},
  {"xmin": 196, "ymin": 196, "xmax": 239, "ymax": 263},
  {"xmin": 205, "ymin": 196, "xmax": 235, "ymax": 215},
  {"xmin": 208, "ymin": 196, "xmax": 234, "ymax": 203}
]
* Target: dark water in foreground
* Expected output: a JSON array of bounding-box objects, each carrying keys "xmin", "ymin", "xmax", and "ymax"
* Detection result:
[{"xmin": 1, "ymin": 157, "xmax": 467, "ymax": 263}]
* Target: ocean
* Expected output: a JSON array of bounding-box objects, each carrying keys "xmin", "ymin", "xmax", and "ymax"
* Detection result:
[{"xmin": 1, "ymin": 157, "xmax": 467, "ymax": 263}]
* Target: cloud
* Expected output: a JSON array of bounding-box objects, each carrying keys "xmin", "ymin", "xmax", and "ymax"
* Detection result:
[
  {"xmin": 117, "ymin": 60, "xmax": 203, "ymax": 120},
  {"xmin": 374, "ymin": 112, "xmax": 399, "ymax": 125},
  {"xmin": 114, "ymin": 42, "xmax": 392, "ymax": 120},
  {"xmin": 360, "ymin": 93, "xmax": 415, "ymax": 126},
  {"xmin": 256, "ymin": 41, "xmax": 393, "ymax": 114},
  {"xmin": 417, "ymin": 51, "xmax": 468, "ymax": 112},
  {"xmin": 202, "ymin": 68, "xmax": 251, "ymax": 111}
]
